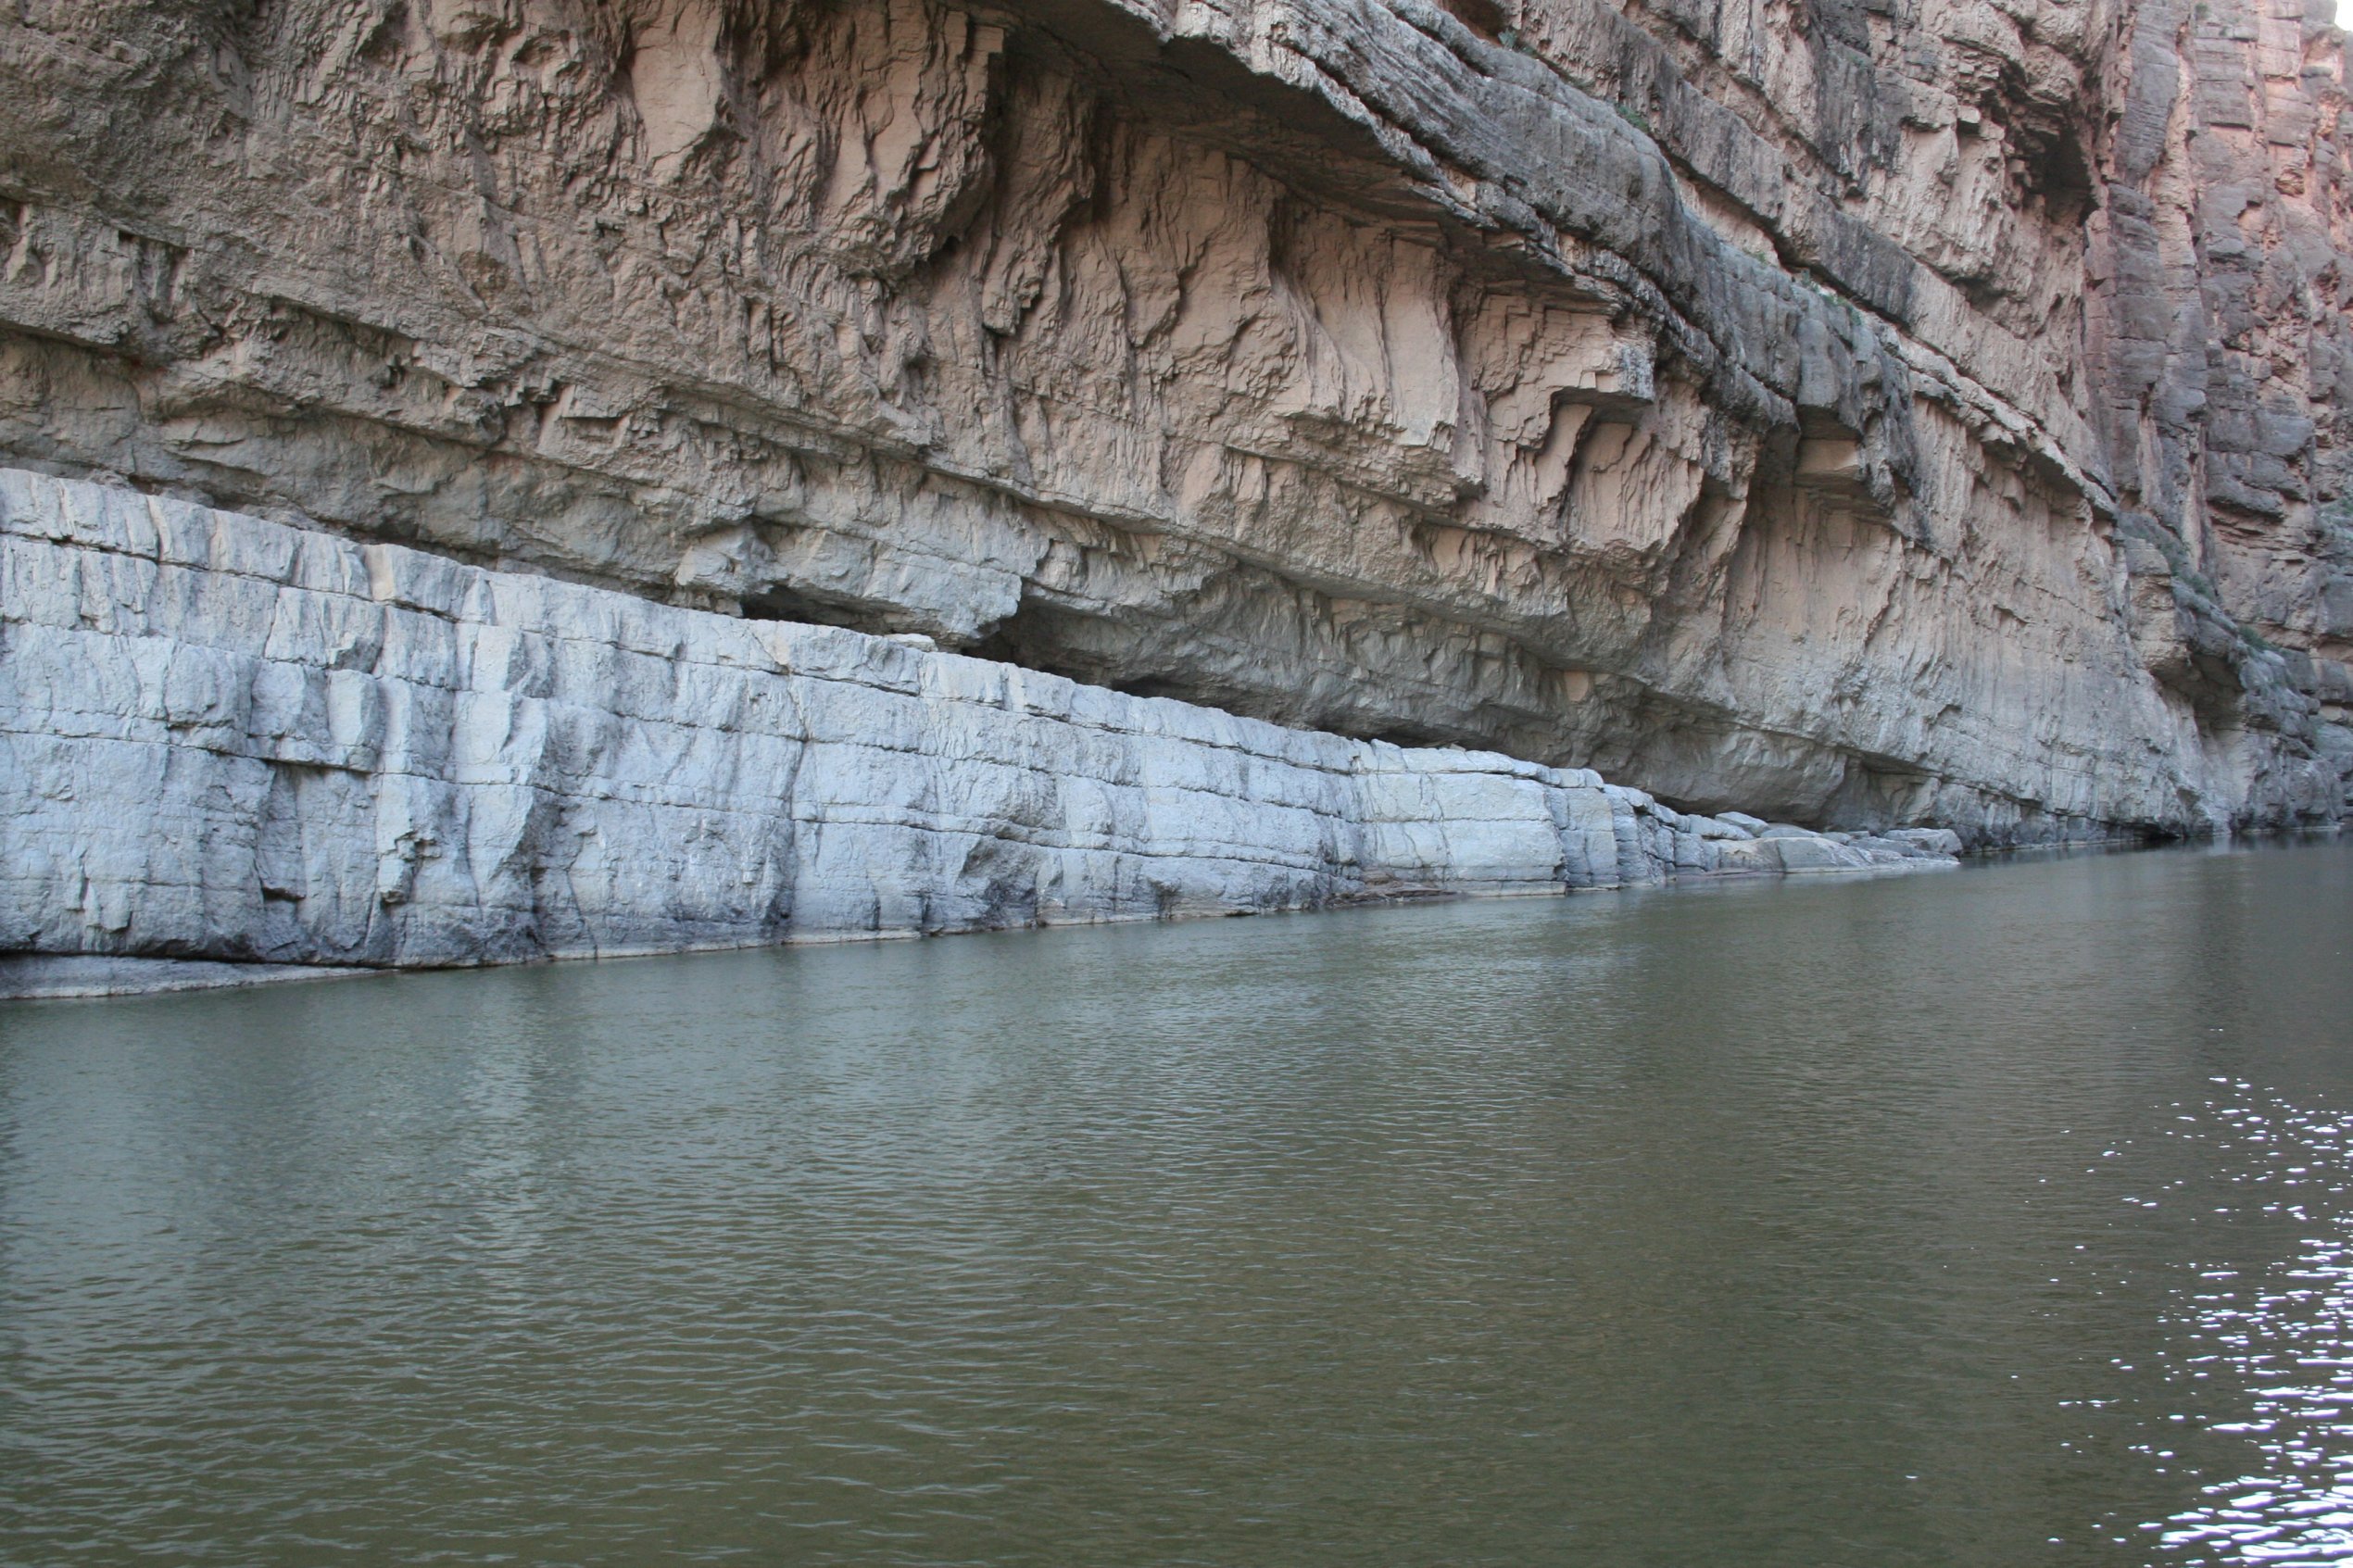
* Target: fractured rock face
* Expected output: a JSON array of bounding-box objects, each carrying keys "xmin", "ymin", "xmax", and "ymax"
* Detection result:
[
  {"xmin": 0, "ymin": 470, "xmax": 1953, "ymax": 978},
  {"xmin": 0, "ymin": 0, "xmax": 2347, "ymax": 844}
]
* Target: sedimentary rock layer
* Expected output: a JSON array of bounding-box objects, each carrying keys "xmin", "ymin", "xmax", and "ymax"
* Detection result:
[
  {"xmin": 0, "ymin": 470, "xmax": 1952, "ymax": 978},
  {"xmin": 3, "ymin": 0, "xmax": 2350, "ymax": 844}
]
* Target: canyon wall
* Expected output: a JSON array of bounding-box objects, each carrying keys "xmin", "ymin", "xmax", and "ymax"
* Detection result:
[
  {"xmin": 1, "ymin": 469, "xmax": 1951, "ymax": 981},
  {"xmin": 0, "ymin": 0, "xmax": 2348, "ymax": 856}
]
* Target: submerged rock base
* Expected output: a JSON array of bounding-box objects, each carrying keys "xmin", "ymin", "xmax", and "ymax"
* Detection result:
[
  {"xmin": 0, "ymin": 470, "xmax": 1956, "ymax": 990},
  {"xmin": 0, "ymin": 955, "xmax": 372, "ymax": 1000}
]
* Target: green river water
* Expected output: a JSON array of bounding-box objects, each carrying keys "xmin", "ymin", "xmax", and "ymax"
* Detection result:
[{"xmin": 3, "ymin": 839, "xmax": 2349, "ymax": 1565}]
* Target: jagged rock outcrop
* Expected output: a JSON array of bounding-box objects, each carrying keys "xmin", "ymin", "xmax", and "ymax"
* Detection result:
[
  {"xmin": 0, "ymin": 469, "xmax": 1953, "ymax": 982},
  {"xmin": 0, "ymin": 0, "xmax": 2346, "ymax": 872}
]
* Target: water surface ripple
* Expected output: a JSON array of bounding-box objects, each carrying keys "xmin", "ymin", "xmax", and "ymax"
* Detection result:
[{"xmin": 3, "ymin": 840, "xmax": 2349, "ymax": 1565}]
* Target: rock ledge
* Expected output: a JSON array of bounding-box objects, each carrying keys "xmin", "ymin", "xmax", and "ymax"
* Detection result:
[{"xmin": 0, "ymin": 470, "xmax": 1961, "ymax": 989}]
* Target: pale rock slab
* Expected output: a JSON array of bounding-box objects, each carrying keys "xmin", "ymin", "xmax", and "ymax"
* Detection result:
[{"xmin": 0, "ymin": 471, "xmax": 1955, "ymax": 984}]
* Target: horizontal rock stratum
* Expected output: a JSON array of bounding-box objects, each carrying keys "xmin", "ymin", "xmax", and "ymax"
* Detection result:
[
  {"xmin": 0, "ymin": 470, "xmax": 1956, "ymax": 981},
  {"xmin": 3, "ymin": 0, "xmax": 2351, "ymax": 847},
  {"xmin": 0, "ymin": 0, "xmax": 2348, "ymax": 984}
]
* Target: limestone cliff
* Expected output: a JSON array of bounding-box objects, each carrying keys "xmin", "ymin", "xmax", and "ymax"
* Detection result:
[
  {"xmin": 0, "ymin": 469, "xmax": 1956, "ymax": 984},
  {"xmin": 1, "ymin": 0, "xmax": 2348, "ymax": 847}
]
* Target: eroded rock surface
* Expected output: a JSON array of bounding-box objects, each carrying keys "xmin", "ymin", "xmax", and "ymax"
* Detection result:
[
  {"xmin": 0, "ymin": 470, "xmax": 1952, "ymax": 980},
  {"xmin": 0, "ymin": 0, "xmax": 2347, "ymax": 859}
]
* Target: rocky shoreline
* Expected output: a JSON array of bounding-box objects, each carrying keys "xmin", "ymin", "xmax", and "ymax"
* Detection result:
[{"xmin": 2, "ymin": 470, "xmax": 1972, "ymax": 997}]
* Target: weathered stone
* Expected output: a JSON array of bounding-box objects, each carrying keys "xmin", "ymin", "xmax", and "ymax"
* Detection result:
[
  {"xmin": 1882, "ymin": 827, "xmax": 1968, "ymax": 858},
  {"xmin": 1753, "ymin": 834, "xmax": 1879, "ymax": 872},
  {"xmin": 0, "ymin": 0, "xmax": 2343, "ymax": 852},
  {"xmin": 0, "ymin": 471, "xmax": 1957, "ymax": 985}
]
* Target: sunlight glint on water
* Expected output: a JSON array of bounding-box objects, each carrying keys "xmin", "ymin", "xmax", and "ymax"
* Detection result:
[{"xmin": 2151, "ymin": 1085, "xmax": 2353, "ymax": 1563}]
